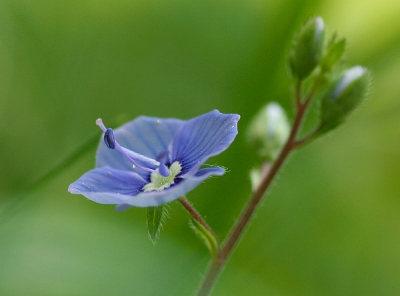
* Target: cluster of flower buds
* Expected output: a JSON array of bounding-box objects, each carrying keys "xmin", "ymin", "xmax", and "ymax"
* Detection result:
[
  {"xmin": 289, "ymin": 16, "xmax": 370, "ymax": 134},
  {"xmin": 247, "ymin": 16, "xmax": 370, "ymax": 160}
]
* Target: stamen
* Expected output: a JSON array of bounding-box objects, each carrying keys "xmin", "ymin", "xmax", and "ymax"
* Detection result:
[
  {"xmin": 96, "ymin": 118, "xmax": 170, "ymax": 177},
  {"xmin": 104, "ymin": 128, "xmax": 116, "ymax": 149},
  {"xmin": 114, "ymin": 142, "xmax": 155, "ymax": 173}
]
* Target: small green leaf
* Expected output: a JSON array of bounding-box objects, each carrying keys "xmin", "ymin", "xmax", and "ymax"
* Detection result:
[
  {"xmin": 321, "ymin": 37, "xmax": 346, "ymax": 73},
  {"xmin": 147, "ymin": 205, "xmax": 165, "ymax": 244},
  {"xmin": 189, "ymin": 218, "xmax": 219, "ymax": 259}
]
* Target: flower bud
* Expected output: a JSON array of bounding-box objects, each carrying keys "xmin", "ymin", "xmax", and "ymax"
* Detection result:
[
  {"xmin": 320, "ymin": 66, "xmax": 370, "ymax": 133},
  {"xmin": 247, "ymin": 102, "xmax": 290, "ymax": 161},
  {"xmin": 289, "ymin": 17, "xmax": 325, "ymax": 80}
]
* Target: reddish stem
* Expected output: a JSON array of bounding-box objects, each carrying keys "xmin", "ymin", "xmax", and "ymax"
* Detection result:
[
  {"xmin": 197, "ymin": 84, "xmax": 312, "ymax": 296},
  {"xmin": 179, "ymin": 196, "xmax": 218, "ymax": 243}
]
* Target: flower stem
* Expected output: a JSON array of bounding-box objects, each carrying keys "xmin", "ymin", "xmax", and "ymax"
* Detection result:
[
  {"xmin": 196, "ymin": 84, "xmax": 312, "ymax": 295},
  {"xmin": 179, "ymin": 196, "xmax": 218, "ymax": 244},
  {"xmin": 293, "ymin": 126, "xmax": 321, "ymax": 148},
  {"xmin": 196, "ymin": 261, "xmax": 221, "ymax": 296}
]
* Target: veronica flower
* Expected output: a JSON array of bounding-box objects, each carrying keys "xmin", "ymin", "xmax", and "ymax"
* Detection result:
[{"xmin": 68, "ymin": 110, "xmax": 240, "ymax": 211}]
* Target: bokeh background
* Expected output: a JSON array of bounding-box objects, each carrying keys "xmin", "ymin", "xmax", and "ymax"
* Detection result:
[{"xmin": 1, "ymin": 0, "xmax": 400, "ymax": 295}]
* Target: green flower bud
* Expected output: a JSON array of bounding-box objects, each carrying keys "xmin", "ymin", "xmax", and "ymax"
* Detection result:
[
  {"xmin": 247, "ymin": 102, "xmax": 290, "ymax": 161},
  {"xmin": 289, "ymin": 17, "xmax": 325, "ymax": 80},
  {"xmin": 320, "ymin": 66, "xmax": 370, "ymax": 133}
]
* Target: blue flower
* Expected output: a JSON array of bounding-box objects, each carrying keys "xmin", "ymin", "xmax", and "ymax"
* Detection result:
[{"xmin": 68, "ymin": 110, "xmax": 240, "ymax": 211}]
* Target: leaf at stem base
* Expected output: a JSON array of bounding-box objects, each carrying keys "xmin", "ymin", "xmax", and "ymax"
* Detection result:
[{"xmin": 190, "ymin": 218, "xmax": 219, "ymax": 259}]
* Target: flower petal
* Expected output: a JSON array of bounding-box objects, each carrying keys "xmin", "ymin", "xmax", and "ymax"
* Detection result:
[
  {"xmin": 96, "ymin": 117, "xmax": 185, "ymax": 173},
  {"xmin": 68, "ymin": 167, "xmax": 147, "ymax": 204},
  {"xmin": 115, "ymin": 167, "xmax": 225, "ymax": 210},
  {"xmin": 169, "ymin": 110, "xmax": 239, "ymax": 176}
]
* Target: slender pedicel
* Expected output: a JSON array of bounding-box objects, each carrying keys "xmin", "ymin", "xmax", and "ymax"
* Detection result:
[{"xmin": 96, "ymin": 119, "xmax": 170, "ymax": 177}]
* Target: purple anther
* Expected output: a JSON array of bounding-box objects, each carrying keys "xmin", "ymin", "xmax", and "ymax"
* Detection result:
[
  {"xmin": 96, "ymin": 118, "xmax": 171, "ymax": 176},
  {"xmin": 104, "ymin": 128, "xmax": 116, "ymax": 149}
]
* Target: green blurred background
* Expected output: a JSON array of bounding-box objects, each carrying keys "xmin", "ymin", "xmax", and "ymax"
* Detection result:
[{"xmin": 1, "ymin": 0, "xmax": 400, "ymax": 295}]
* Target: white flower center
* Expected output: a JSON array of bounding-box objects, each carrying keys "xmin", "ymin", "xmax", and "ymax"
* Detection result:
[{"xmin": 142, "ymin": 161, "xmax": 182, "ymax": 192}]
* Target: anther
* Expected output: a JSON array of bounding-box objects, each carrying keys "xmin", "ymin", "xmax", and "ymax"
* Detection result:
[{"xmin": 104, "ymin": 128, "xmax": 116, "ymax": 149}]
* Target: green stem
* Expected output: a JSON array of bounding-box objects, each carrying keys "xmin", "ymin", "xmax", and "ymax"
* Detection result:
[
  {"xmin": 27, "ymin": 133, "xmax": 99, "ymax": 190},
  {"xmin": 292, "ymin": 126, "xmax": 321, "ymax": 148},
  {"xmin": 196, "ymin": 85, "xmax": 312, "ymax": 295},
  {"xmin": 196, "ymin": 261, "xmax": 221, "ymax": 296},
  {"xmin": 0, "ymin": 133, "xmax": 99, "ymax": 225}
]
